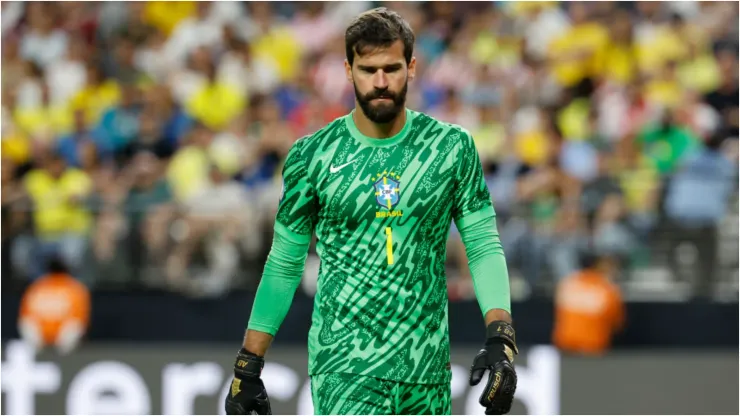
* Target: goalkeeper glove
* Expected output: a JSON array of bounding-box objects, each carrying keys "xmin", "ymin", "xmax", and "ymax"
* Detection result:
[
  {"xmin": 469, "ymin": 321, "xmax": 519, "ymax": 415},
  {"xmin": 225, "ymin": 348, "xmax": 272, "ymax": 415}
]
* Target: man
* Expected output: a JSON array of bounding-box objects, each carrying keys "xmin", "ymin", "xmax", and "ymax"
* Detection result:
[
  {"xmin": 663, "ymin": 133, "xmax": 736, "ymax": 299},
  {"xmin": 552, "ymin": 251, "xmax": 625, "ymax": 356},
  {"xmin": 225, "ymin": 8, "xmax": 517, "ymax": 415}
]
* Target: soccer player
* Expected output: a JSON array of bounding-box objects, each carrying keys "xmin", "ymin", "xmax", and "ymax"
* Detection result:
[{"xmin": 225, "ymin": 7, "xmax": 518, "ymax": 415}]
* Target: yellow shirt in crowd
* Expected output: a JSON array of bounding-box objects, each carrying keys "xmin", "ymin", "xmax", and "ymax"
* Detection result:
[
  {"xmin": 644, "ymin": 78, "xmax": 683, "ymax": 109},
  {"xmin": 70, "ymin": 80, "xmax": 121, "ymax": 128},
  {"xmin": 13, "ymin": 105, "xmax": 73, "ymax": 139},
  {"xmin": 594, "ymin": 42, "xmax": 638, "ymax": 86},
  {"xmin": 142, "ymin": 1, "xmax": 196, "ymax": 36},
  {"xmin": 1, "ymin": 130, "xmax": 31, "ymax": 164},
  {"xmin": 186, "ymin": 81, "xmax": 246, "ymax": 131},
  {"xmin": 252, "ymin": 28, "xmax": 302, "ymax": 82},
  {"xmin": 166, "ymin": 146, "xmax": 211, "ymax": 203},
  {"xmin": 677, "ymin": 53, "xmax": 721, "ymax": 94},
  {"xmin": 548, "ymin": 22, "xmax": 609, "ymax": 87},
  {"xmin": 24, "ymin": 169, "xmax": 93, "ymax": 238}
]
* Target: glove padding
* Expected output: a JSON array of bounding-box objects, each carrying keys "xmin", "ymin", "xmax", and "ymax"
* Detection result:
[
  {"xmin": 225, "ymin": 349, "xmax": 272, "ymax": 415},
  {"xmin": 469, "ymin": 321, "xmax": 519, "ymax": 415}
]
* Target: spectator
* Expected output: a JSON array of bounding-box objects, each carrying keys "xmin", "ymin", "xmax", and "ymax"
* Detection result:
[
  {"xmin": 163, "ymin": 2, "xmax": 225, "ymax": 67},
  {"xmin": 635, "ymin": 108, "xmax": 700, "ymax": 176},
  {"xmin": 166, "ymin": 122, "xmax": 214, "ymax": 205},
  {"xmin": 45, "ymin": 34, "xmax": 87, "ymax": 106},
  {"xmin": 2, "ymin": 156, "xmax": 28, "ymax": 284},
  {"xmin": 18, "ymin": 257, "xmax": 91, "ymax": 355},
  {"xmin": 593, "ymin": 8, "xmax": 638, "ymax": 87},
  {"xmin": 166, "ymin": 160, "xmax": 250, "ymax": 297},
  {"xmin": 185, "ymin": 56, "xmax": 245, "ymax": 131},
  {"xmin": 704, "ymin": 48, "xmax": 739, "ymax": 139},
  {"xmin": 13, "ymin": 81, "xmax": 73, "ymax": 143},
  {"xmin": 69, "ymin": 61, "xmax": 122, "ymax": 129},
  {"xmin": 249, "ymin": 2, "xmax": 302, "ymax": 83},
  {"xmin": 217, "ymin": 38, "xmax": 280, "ymax": 99},
  {"xmin": 92, "ymin": 81, "xmax": 143, "ymax": 156},
  {"xmin": 107, "ymin": 35, "xmax": 147, "ymax": 84},
  {"xmin": 20, "ymin": 3, "xmax": 69, "ymax": 69},
  {"xmin": 2, "ymin": 37, "xmax": 29, "ymax": 99},
  {"xmin": 56, "ymin": 109, "xmax": 97, "ymax": 168},
  {"xmin": 21, "ymin": 152, "xmax": 93, "ymax": 279},
  {"xmin": 547, "ymin": 2, "xmax": 608, "ymax": 89},
  {"xmin": 122, "ymin": 152, "xmax": 174, "ymax": 285},
  {"xmin": 664, "ymin": 134, "xmax": 736, "ymax": 299},
  {"xmin": 552, "ymin": 251, "xmax": 625, "ymax": 355}
]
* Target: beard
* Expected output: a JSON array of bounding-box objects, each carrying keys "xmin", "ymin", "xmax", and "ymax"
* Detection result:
[{"xmin": 354, "ymin": 80, "xmax": 408, "ymax": 124}]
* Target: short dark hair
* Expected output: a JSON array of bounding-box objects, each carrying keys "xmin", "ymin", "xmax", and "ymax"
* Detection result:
[{"xmin": 345, "ymin": 7, "xmax": 415, "ymax": 67}]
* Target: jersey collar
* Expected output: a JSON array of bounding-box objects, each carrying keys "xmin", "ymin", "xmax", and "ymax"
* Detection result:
[{"xmin": 346, "ymin": 108, "xmax": 414, "ymax": 147}]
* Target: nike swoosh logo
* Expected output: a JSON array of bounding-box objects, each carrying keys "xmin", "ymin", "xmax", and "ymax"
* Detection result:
[{"xmin": 330, "ymin": 160, "xmax": 355, "ymax": 174}]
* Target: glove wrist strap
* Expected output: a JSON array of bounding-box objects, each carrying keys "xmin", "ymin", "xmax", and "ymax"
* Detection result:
[
  {"xmin": 486, "ymin": 321, "xmax": 519, "ymax": 355},
  {"xmin": 234, "ymin": 348, "xmax": 264, "ymax": 378}
]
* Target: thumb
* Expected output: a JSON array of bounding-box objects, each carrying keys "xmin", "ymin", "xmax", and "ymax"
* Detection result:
[{"xmin": 469, "ymin": 367, "xmax": 486, "ymax": 386}]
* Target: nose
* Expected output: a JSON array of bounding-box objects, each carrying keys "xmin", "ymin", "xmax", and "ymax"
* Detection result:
[{"xmin": 372, "ymin": 70, "xmax": 389, "ymax": 90}]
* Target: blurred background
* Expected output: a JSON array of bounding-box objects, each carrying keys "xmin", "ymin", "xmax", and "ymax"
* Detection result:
[{"xmin": 1, "ymin": 1, "xmax": 738, "ymax": 415}]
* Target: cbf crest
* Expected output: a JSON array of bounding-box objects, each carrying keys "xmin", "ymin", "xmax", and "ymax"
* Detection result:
[{"xmin": 372, "ymin": 171, "xmax": 403, "ymax": 218}]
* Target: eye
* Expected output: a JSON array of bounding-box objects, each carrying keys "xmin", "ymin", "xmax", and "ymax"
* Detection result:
[
  {"xmin": 357, "ymin": 66, "xmax": 377, "ymax": 74},
  {"xmin": 384, "ymin": 64, "xmax": 403, "ymax": 73}
]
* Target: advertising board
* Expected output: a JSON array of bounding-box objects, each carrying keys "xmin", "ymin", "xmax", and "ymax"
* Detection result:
[{"xmin": 1, "ymin": 341, "xmax": 737, "ymax": 415}]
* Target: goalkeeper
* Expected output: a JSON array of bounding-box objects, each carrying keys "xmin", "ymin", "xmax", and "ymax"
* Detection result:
[{"xmin": 225, "ymin": 7, "xmax": 517, "ymax": 416}]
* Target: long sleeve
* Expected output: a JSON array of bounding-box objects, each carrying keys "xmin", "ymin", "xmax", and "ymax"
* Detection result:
[
  {"xmin": 458, "ymin": 205, "xmax": 512, "ymax": 315},
  {"xmin": 247, "ymin": 136, "xmax": 318, "ymax": 335},
  {"xmin": 246, "ymin": 228, "xmax": 310, "ymax": 335}
]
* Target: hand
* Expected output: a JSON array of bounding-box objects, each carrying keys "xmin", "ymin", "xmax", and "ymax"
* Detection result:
[
  {"xmin": 225, "ymin": 349, "xmax": 272, "ymax": 415},
  {"xmin": 469, "ymin": 321, "xmax": 518, "ymax": 415}
]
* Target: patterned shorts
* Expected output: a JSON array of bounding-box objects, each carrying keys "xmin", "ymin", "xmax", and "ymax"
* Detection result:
[{"xmin": 310, "ymin": 372, "xmax": 451, "ymax": 415}]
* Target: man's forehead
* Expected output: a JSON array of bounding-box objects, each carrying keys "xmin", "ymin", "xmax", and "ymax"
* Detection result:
[{"xmin": 354, "ymin": 41, "xmax": 406, "ymax": 66}]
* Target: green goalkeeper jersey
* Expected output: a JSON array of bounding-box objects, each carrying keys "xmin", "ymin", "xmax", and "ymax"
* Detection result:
[{"xmin": 274, "ymin": 108, "xmax": 494, "ymax": 384}]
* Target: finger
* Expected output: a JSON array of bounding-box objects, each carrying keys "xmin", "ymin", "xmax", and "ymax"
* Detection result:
[
  {"xmin": 256, "ymin": 395, "xmax": 272, "ymax": 415},
  {"xmin": 498, "ymin": 368, "xmax": 518, "ymax": 402},
  {"xmin": 225, "ymin": 400, "xmax": 247, "ymax": 415},
  {"xmin": 469, "ymin": 367, "xmax": 486, "ymax": 386},
  {"xmin": 485, "ymin": 404, "xmax": 510, "ymax": 415},
  {"xmin": 487, "ymin": 368, "xmax": 517, "ymax": 415},
  {"xmin": 257, "ymin": 400, "xmax": 272, "ymax": 415},
  {"xmin": 479, "ymin": 369, "xmax": 503, "ymax": 407},
  {"xmin": 487, "ymin": 396, "xmax": 514, "ymax": 415}
]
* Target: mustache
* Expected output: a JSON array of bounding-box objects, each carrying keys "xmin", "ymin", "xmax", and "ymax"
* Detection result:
[{"xmin": 362, "ymin": 89, "xmax": 397, "ymax": 101}]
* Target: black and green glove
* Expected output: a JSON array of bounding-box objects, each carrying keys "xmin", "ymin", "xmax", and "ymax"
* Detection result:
[
  {"xmin": 225, "ymin": 349, "xmax": 272, "ymax": 415},
  {"xmin": 469, "ymin": 321, "xmax": 519, "ymax": 415}
]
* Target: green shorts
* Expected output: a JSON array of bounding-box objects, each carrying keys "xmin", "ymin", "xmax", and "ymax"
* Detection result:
[{"xmin": 310, "ymin": 372, "xmax": 451, "ymax": 415}]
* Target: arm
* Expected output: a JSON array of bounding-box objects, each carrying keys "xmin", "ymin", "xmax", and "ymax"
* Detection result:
[
  {"xmin": 453, "ymin": 130, "xmax": 517, "ymax": 415},
  {"xmin": 457, "ymin": 212, "xmax": 512, "ymax": 325},
  {"xmin": 241, "ymin": 136, "xmax": 318, "ymax": 357},
  {"xmin": 242, "ymin": 228, "xmax": 311, "ymax": 356},
  {"xmin": 226, "ymin": 138, "xmax": 318, "ymax": 415},
  {"xmin": 451, "ymin": 130, "xmax": 513, "ymax": 325}
]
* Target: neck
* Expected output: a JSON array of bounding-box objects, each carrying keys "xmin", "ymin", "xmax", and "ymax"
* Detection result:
[{"xmin": 352, "ymin": 105, "xmax": 407, "ymax": 139}]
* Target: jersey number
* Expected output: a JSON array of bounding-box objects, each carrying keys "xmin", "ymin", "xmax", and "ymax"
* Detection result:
[{"xmin": 385, "ymin": 227, "xmax": 394, "ymax": 265}]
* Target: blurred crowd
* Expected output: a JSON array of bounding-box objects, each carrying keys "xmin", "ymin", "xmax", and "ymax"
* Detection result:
[{"xmin": 1, "ymin": 1, "xmax": 738, "ymax": 300}]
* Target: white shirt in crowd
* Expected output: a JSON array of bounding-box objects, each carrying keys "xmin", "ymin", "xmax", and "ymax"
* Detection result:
[{"xmin": 20, "ymin": 29, "xmax": 68, "ymax": 69}]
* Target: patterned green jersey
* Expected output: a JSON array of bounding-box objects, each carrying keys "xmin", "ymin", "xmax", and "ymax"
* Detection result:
[{"xmin": 275, "ymin": 108, "xmax": 493, "ymax": 384}]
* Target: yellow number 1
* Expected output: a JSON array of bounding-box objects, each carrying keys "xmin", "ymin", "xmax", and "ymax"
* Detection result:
[{"xmin": 385, "ymin": 227, "xmax": 394, "ymax": 265}]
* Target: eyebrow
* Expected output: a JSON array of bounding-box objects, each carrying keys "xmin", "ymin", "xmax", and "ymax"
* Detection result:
[{"xmin": 357, "ymin": 63, "xmax": 404, "ymax": 72}]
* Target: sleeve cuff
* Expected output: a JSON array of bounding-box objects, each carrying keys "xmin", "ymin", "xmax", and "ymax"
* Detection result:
[{"xmin": 247, "ymin": 321, "xmax": 278, "ymax": 336}]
